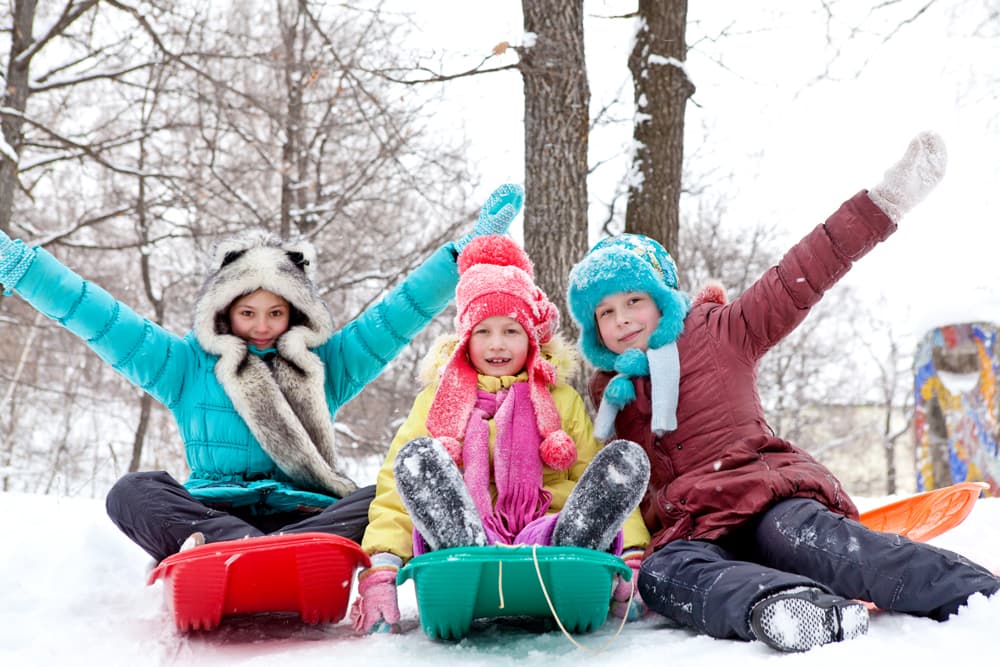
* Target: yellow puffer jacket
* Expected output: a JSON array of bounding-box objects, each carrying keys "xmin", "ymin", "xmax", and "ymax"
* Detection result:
[{"xmin": 362, "ymin": 336, "xmax": 650, "ymax": 561}]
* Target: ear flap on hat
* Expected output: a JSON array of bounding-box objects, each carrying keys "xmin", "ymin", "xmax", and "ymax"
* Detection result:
[{"xmin": 424, "ymin": 332, "xmax": 479, "ymax": 467}]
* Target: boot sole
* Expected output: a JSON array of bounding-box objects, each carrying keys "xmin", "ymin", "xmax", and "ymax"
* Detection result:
[{"xmin": 750, "ymin": 590, "xmax": 869, "ymax": 652}]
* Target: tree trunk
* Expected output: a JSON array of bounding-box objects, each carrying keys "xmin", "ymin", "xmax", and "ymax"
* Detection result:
[
  {"xmin": 0, "ymin": 0, "xmax": 37, "ymax": 232},
  {"xmin": 519, "ymin": 0, "xmax": 590, "ymax": 339},
  {"xmin": 279, "ymin": 8, "xmax": 303, "ymax": 239},
  {"xmin": 128, "ymin": 393, "xmax": 153, "ymax": 473},
  {"xmin": 624, "ymin": 0, "xmax": 694, "ymax": 256},
  {"xmin": 128, "ymin": 110, "xmax": 164, "ymax": 472}
]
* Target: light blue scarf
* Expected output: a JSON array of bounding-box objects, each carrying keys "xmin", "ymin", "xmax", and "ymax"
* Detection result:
[{"xmin": 593, "ymin": 343, "xmax": 680, "ymax": 440}]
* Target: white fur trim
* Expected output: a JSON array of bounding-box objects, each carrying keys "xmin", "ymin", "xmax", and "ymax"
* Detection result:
[
  {"xmin": 193, "ymin": 231, "xmax": 354, "ymax": 497},
  {"xmin": 213, "ymin": 342, "xmax": 357, "ymax": 498},
  {"xmin": 194, "ymin": 233, "xmax": 333, "ymax": 355}
]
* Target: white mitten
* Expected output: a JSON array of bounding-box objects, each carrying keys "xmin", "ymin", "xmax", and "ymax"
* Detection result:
[{"xmin": 868, "ymin": 131, "xmax": 947, "ymax": 223}]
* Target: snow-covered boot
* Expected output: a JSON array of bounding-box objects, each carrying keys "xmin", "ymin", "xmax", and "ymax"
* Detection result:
[
  {"xmin": 393, "ymin": 437, "xmax": 487, "ymax": 551},
  {"xmin": 552, "ymin": 439, "xmax": 650, "ymax": 551},
  {"xmin": 868, "ymin": 131, "xmax": 947, "ymax": 223},
  {"xmin": 749, "ymin": 586, "xmax": 869, "ymax": 653}
]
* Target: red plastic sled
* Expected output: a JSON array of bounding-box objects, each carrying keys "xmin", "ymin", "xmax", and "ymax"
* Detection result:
[
  {"xmin": 858, "ymin": 481, "xmax": 988, "ymax": 542},
  {"xmin": 147, "ymin": 532, "xmax": 370, "ymax": 632}
]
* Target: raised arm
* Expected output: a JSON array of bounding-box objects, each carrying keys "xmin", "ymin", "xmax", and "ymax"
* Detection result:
[
  {"xmin": 718, "ymin": 132, "xmax": 947, "ymax": 358},
  {"xmin": 320, "ymin": 184, "xmax": 525, "ymax": 406},
  {"xmin": 0, "ymin": 234, "xmax": 190, "ymax": 407}
]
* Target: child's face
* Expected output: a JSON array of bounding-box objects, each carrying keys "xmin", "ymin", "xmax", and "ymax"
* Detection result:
[
  {"xmin": 468, "ymin": 315, "xmax": 530, "ymax": 378},
  {"xmin": 595, "ymin": 291, "xmax": 662, "ymax": 355},
  {"xmin": 228, "ymin": 289, "xmax": 291, "ymax": 349}
]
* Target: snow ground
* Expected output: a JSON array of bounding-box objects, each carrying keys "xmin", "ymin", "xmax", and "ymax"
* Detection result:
[{"xmin": 2, "ymin": 491, "xmax": 999, "ymax": 667}]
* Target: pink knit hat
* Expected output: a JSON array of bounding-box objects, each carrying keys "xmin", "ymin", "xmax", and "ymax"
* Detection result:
[{"xmin": 424, "ymin": 235, "xmax": 577, "ymax": 471}]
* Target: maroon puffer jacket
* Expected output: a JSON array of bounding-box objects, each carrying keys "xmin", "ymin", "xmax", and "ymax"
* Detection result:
[{"xmin": 590, "ymin": 191, "xmax": 895, "ymax": 554}]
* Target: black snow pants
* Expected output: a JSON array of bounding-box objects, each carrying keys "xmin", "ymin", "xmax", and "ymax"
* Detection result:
[
  {"xmin": 106, "ymin": 470, "xmax": 375, "ymax": 563},
  {"xmin": 638, "ymin": 497, "xmax": 1000, "ymax": 641}
]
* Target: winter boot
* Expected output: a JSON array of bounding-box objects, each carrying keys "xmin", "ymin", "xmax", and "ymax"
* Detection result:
[
  {"xmin": 552, "ymin": 439, "xmax": 650, "ymax": 551},
  {"xmin": 393, "ymin": 437, "xmax": 487, "ymax": 551},
  {"xmin": 749, "ymin": 586, "xmax": 869, "ymax": 653}
]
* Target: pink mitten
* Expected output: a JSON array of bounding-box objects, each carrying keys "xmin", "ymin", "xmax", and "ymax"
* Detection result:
[
  {"xmin": 610, "ymin": 555, "xmax": 646, "ymax": 621},
  {"xmin": 349, "ymin": 567, "xmax": 401, "ymax": 634}
]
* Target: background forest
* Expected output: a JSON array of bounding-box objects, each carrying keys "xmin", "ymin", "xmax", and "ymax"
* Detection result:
[{"xmin": 1, "ymin": 0, "xmax": 995, "ymax": 500}]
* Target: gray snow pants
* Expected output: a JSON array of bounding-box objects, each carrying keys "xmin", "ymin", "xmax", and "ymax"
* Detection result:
[
  {"xmin": 106, "ymin": 470, "xmax": 375, "ymax": 562},
  {"xmin": 639, "ymin": 497, "xmax": 1000, "ymax": 641}
]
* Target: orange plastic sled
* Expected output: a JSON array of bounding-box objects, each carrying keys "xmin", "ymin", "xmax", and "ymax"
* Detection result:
[
  {"xmin": 147, "ymin": 532, "xmax": 370, "ymax": 632},
  {"xmin": 858, "ymin": 481, "xmax": 988, "ymax": 543}
]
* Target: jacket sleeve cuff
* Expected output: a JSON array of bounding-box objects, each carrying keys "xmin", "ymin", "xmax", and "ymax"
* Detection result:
[
  {"xmin": 369, "ymin": 552, "xmax": 404, "ymax": 570},
  {"xmin": 0, "ymin": 238, "xmax": 36, "ymax": 294}
]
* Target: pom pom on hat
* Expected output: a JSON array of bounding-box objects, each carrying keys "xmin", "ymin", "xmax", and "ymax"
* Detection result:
[
  {"xmin": 540, "ymin": 430, "xmax": 576, "ymax": 471},
  {"xmin": 457, "ymin": 234, "xmax": 533, "ymax": 275},
  {"xmin": 605, "ymin": 375, "xmax": 637, "ymax": 407}
]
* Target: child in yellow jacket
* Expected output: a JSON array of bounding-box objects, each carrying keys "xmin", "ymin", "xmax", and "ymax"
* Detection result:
[{"xmin": 351, "ymin": 235, "xmax": 651, "ymax": 633}]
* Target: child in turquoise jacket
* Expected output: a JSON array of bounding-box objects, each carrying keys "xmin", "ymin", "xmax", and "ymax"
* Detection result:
[{"xmin": 0, "ymin": 185, "xmax": 523, "ymax": 562}]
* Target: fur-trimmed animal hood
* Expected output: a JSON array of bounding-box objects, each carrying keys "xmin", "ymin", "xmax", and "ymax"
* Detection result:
[
  {"xmin": 194, "ymin": 230, "xmax": 334, "ymax": 353},
  {"xmin": 191, "ymin": 230, "xmax": 357, "ymax": 499}
]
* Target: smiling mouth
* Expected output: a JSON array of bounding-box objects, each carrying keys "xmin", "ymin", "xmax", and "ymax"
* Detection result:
[
  {"xmin": 618, "ymin": 329, "xmax": 643, "ymax": 344},
  {"xmin": 485, "ymin": 357, "xmax": 511, "ymax": 365}
]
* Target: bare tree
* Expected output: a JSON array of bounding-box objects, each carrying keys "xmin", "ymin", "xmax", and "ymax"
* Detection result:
[{"xmin": 0, "ymin": 1, "xmax": 477, "ymax": 494}]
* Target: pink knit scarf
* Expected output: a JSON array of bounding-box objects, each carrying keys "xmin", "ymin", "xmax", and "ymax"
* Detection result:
[{"xmin": 462, "ymin": 381, "xmax": 552, "ymax": 544}]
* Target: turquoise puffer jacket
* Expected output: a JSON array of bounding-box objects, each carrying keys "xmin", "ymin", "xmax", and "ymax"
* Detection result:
[{"xmin": 9, "ymin": 242, "xmax": 459, "ymax": 513}]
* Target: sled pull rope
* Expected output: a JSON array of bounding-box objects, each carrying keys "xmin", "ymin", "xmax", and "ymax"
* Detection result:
[
  {"xmin": 530, "ymin": 544, "xmax": 632, "ymax": 652},
  {"xmin": 494, "ymin": 543, "xmax": 520, "ymax": 609},
  {"xmin": 498, "ymin": 560, "xmax": 505, "ymax": 609}
]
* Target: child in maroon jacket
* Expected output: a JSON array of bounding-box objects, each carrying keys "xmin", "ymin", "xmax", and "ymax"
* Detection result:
[{"xmin": 566, "ymin": 131, "xmax": 1000, "ymax": 652}]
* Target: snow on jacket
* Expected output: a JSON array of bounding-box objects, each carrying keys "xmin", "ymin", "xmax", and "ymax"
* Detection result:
[
  {"xmin": 590, "ymin": 191, "xmax": 892, "ymax": 553},
  {"xmin": 363, "ymin": 338, "xmax": 651, "ymax": 561},
  {"xmin": 8, "ymin": 239, "xmax": 459, "ymax": 513}
]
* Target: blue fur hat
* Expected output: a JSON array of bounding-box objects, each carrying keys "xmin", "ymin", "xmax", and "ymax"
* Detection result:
[{"xmin": 567, "ymin": 234, "xmax": 691, "ymax": 371}]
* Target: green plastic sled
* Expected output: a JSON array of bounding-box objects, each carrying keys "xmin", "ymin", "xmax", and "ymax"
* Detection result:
[{"xmin": 396, "ymin": 544, "xmax": 630, "ymax": 640}]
